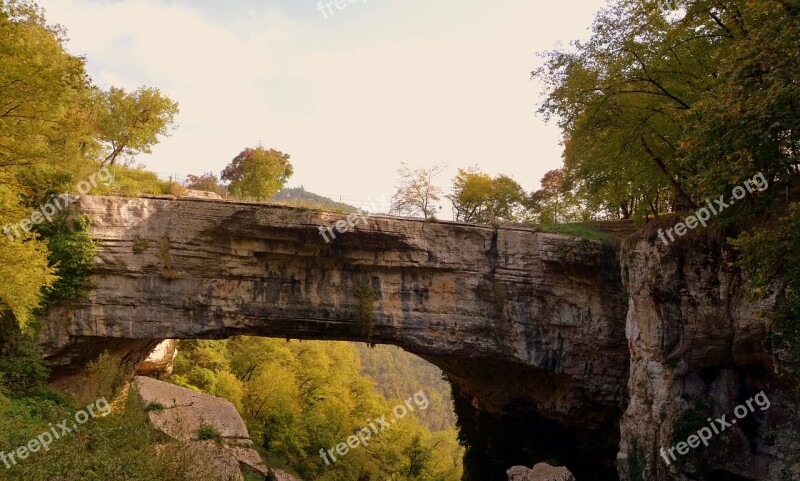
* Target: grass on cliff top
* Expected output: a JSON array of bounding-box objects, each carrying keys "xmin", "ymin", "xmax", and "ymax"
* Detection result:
[{"xmin": 534, "ymin": 223, "xmax": 617, "ymax": 242}]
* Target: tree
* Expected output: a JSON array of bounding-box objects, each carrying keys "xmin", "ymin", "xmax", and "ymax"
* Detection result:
[
  {"xmin": 95, "ymin": 86, "xmax": 179, "ymax": 166},
  {"xmin": 534, "ymin": 0, "xmax": 800, "ymax": 219},
  {"xmin": 184, "ymin": 172, "xmax": 221, "ymax": 193},
  {"xmin": 403, "ymin": 435, "xmax": 433, "ymax": 478},
  {"xmin": 390, "ymin": 163, "xmax": 445, "ymax": 219},
  {"xmin": 221, "ymin": 146, "xmax": 293, "ymax": 201},
  {"xmin": 448, "ymin": 167, "xmax": 525, "ymax": 223}
]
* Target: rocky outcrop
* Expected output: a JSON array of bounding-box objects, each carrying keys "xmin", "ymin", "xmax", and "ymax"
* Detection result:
[
  {"xmin": 136, "ymin": 339, "xmax": 177, "ymax": 377},
  {"xmin": 43, "ymin": 195, "xmax": 628, "ymax": 480},
  {"xmin": 135, "ymin": 375, "xmax": 280, "ymax": 480},
  {"xmin": 507, "ymin": 463, "xmax": 577, "ymax": 481},
  {"xmin": 617, "ymin": 232, "xmax": 799, "ymax": 481}
]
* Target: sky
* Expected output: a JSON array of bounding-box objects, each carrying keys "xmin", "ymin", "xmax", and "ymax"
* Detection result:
[{"xmin": 37, "ymin": 0, "xmax": 605, "ymax": 213}]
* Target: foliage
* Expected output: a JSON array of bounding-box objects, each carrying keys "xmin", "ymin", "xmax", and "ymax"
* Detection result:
[
  {"xmin": 0, "ymin": 366, "xmax": 229, "ymax": 481},
  {"xmin": 156, "ymin": 234, "xmax": 178, "ymax": 280},
  {"xmin": 221, "ymin": 146, "xmax": 294, "ymax": 201},
  {"xmin": 272, "ymin": 186, "xmax": 359, "ymax": 212},
  {"xmin": 733, "ymin": 203, "xmax": 800, "ymax": 381},
  {"xmin": 526, "ymin": 168, "xmax": 593, "ymax": 223},
  {"xmin": 38, "ymin": 214, "xmax": 97, "ymax": 307},
  {"xmin": 390, "ymin": 163, "xmax": 445, "ymax": 219},
  {"xmin": 536, "ymin": 222, "xmax": 614, "ymax": 243},
  {"xmin": 184, "ymin": 172, "xmax": 222, "ymax": 194},
  {"xmin": 144, "ymin": 402, "xmax": 165, "ymax": 413},
  {"xmin": 448, "ymin": 166, "xmax": 526, "ymax": 223},
  {"xmin": 171, "ymin": 337, "xmax": 463, "ymax": 481},
  {"xmin": 197, "ymin": 423, "xmax": 222, "ymax": 442},
  {"xmin": 132, "ymin": 236, "xmax": 149, "ymax": 254},
  {"xmin": 0, "ymin": 333, "xmax": 50, "ymax": 398},
  {"xmin": 353, "ymin": 282, "xmax": 378, "ymax": 337},
  {"xmin": 91, "ymin": 164, "xmax": 184, "ymax": 197},
  {"xmin": 354, "ymin": 343, "xmax": 456, "ymax": 432},
  {"xmin": 534, "ymin": 0, "xmax": 800, "ymax": 221},
  {"xmin": 95, "ymin": 86, "xmax": 179, "ymax": 166}
]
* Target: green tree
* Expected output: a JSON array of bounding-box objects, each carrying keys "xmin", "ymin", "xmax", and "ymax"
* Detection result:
[
  {"xmin": 221, "ymin": 146, "xmax": 294, "ymax": 201},
  {"xmin": 95, "ymin": 86, "xmax": 179, "ymax": 166},
  {"xmin": 534, "ymin": 0, "xmax": 800, "ymax": 219},
  {"xmin": 448, "ymin": 167, "xmax": 525, "ymax": 223}
]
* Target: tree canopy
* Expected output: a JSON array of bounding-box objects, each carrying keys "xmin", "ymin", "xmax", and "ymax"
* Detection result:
[{"xmin": 221, "ymin": 146, "xmax": 294, "ymax": 201}]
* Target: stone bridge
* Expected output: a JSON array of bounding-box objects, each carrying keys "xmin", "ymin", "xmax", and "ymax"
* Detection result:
[{"xmin": 43, "ymin": 195, "xmax": 629, "ymax": 481}]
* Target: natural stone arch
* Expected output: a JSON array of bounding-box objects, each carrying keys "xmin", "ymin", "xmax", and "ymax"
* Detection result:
[{"xmin": 43, "ymin": 195, "xmax": 629, "ymax": 481}]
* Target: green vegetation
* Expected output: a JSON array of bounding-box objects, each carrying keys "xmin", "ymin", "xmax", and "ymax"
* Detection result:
[
  {"xmin": 38, "ymin": 215, "xmax": 97, "ymax": 308},
  {"xmin": 170, "ymin": 338, "xmax": 463, "ymax": 481},
  {"xmin": 132, "ymin": 236, "xmax": 150, "ymax": 254},
  {"xmin": 732, "ymin": 204, "xmax": 800, "ymax": 382},
  {"xmin": 536, "ymin": 223, "xmax": 614, "ymax": 242},
  {"xmin": 197, "ymin": 423, "xmax": 222, "ymax": 442},
  {"xmin": 144, "ymin": 401, "xmax": 165, "ymax": 413},
  {"xmin": 221, "ymin": 146, "xmax": 294, "ymax": 201},
  {"xmin": 272, "ymin": 186, "xmax": 358, "ymax": 212},
  {"xmin": 353, "ymin": 281, "xmax": 379, "ymax": 337},
  {"xmin": 448, "ymin": 167, "xmax": 526, "ymax": 223},
  {"xmin": 0, "ymin": 351, "xmax": 224, "ymax": 480},
  {"xmin": 156, "ymin": 234, "xmax": 178, "ymax": 280}
]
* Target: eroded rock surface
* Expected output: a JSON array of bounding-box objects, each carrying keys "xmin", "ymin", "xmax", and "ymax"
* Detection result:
[
  {"xmin": 44, "ymin": 195, "xmax": 629, "ymax": 480},
  {"xmin": 136, "ymin": 339, "xmax": 177, "ymax": 377},
  {"xmin": 135, "ymin": 376, "xmax": 272, "ymax": 478},
  {"xmin": 617, "ymin": 233, "xmax": 799, "ymax": 481}
]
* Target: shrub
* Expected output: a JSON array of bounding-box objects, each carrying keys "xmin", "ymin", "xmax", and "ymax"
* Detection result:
[
  {"xmin": 39, "ymin": 214, "xmax": 97, "ymax": 307},
  {"xmin": 132, "ymin": 236, "xmax": 149, "ymax": 254},
  {"xmin": 156, "ymin": 234, "xmax": 179, "ymax": 280},
  {"xmin": 198, "ymin": 423, "xmax": 222, "ymax": 442},
  {"xmin": 353, "ymin": 281, "xmax": 379, "ymax": 337}
]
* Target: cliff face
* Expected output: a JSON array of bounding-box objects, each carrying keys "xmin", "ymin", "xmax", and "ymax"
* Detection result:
[
  {"xmin": 617, "ymin": 233, "xmax": 798, "ymax": 481},
  {"xmin": 43, "ymin": 195, "xmax": 629, "ymax": 480}
]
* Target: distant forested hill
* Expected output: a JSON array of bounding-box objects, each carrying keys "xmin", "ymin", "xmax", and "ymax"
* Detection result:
[
  {"xmin": 354, "ymin": 343, "xmax": 456, "ymax": 432},
  {"xmin": 272, "ymin": 186, "xmax": 358, "ymax": 212}
]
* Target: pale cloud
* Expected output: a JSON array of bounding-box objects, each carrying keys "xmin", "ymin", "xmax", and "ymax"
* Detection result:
[{"xmin": 38, "ymin": 0, "xmax": 604, "ymax": 212}]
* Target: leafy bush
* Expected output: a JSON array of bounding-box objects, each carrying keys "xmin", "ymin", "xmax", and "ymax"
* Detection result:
[
  {"xmin": 197, "ymin": 423, "xmax": 222, "ymax": 442},
  {"xmin": 132, "ymin": 236, "xmax": 149, "ymax": 254},
  {"xmin": 39, "ymin": 214, "xmax": 97, "ymax": 307},
  {"xmin": 733, "ymin": 203, "xmax": 800, "ymax": 382},
  {"xmin": 144, "ymin": 402, "xmax": 165, "ymax": 413},
  {"xmin": 156, "ymin": 234, "xmax": 179, "ymax": 280},
  {"xmin": 353, "ymin": 281, "xmax": 379, "ymax": 337},
  {"xmin": 0, "ymin": 337, "xmax": 50, "ymax": 398}
]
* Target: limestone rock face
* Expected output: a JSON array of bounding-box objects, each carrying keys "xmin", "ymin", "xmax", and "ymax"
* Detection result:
[
  {"xmin": 136, "ymin": 339, "xmax": 177, "ymax": 377},
  {"xmin": 134, "ymin": 376, "xmax": 270, "ymax": 479},
  {"xmin": 507, "ymin": 463, "xmax": 577, "ymax": 481},
  {"xmin": 617, "ymin": 234, "xmax": 798, "ymax": 481},
  {"xmin": 43, "ymin": 195, "xmax": 629, "ymax": 479}
]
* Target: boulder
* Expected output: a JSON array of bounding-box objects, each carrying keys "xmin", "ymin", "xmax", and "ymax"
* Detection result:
[
  {"xmin": 134, "ymin": 376, "xmax": 270, "ymax": 479},
  {"xmin": 507, "ymin": 462, "xmax": 576, "ymax": 481}
]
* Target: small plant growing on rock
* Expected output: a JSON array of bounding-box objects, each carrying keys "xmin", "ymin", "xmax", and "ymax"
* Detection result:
[
  {"xmin": 132, "ymin": 236, "xmax": 149, "ymax": 254},
  {"xmin": 144, "ymin": 402, "xmax": 165, "ymax": 413},
  {"xmin": 156, "ymin": 234, "xmax": 179, "ymax": 280},
  {"xmin": 197, "ymin": 423, "xmax": 222, "ymax": 442},
  {"xmin": 353, "ymin": 281, "xmax": 378, "ymax": 338}
]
